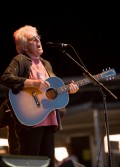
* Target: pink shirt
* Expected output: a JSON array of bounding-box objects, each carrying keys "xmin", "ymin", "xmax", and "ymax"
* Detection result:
[{"xmin": 29, "ymin": 57, "xmax": 58, "ymax": 128}]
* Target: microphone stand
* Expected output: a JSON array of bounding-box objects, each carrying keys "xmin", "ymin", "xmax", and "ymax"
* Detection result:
[{"xmin": 62, "ymin": 49, "xmax": 117, "ymax": 167}]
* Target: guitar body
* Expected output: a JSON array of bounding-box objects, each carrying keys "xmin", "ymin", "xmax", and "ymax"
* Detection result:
[
  {"xmin": 9, "ymin": 68, "xmax": 116, "ymax": 126},
  {"xmin": 9, "ymin": 77, "xmax": 69, "ymax": 126}
]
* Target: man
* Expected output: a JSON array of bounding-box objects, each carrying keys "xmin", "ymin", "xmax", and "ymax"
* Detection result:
[{"xmin": 0, "ymin": 25, "xmax": 79, "ymax": 167}]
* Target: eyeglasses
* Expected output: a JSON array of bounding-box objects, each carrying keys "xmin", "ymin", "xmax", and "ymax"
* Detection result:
[{"xmin": 28, "ymin": 35, "xmax": 41, "ymax": 42}]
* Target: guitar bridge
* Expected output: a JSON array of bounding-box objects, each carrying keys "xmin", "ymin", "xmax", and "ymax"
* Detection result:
[{"xmin": 32, "ymin": 91, "xmax": 40, "ymax": 107}]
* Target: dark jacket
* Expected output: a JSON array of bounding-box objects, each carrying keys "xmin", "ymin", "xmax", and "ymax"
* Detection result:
[{"xmin": 0, "ymin": 54, "xmax": 66, "ymax": 130}]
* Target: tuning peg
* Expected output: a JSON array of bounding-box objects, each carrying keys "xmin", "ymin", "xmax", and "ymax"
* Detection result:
[{"xmin": 105, "ymin": 68, "xmax": 108, "ymax": 71}]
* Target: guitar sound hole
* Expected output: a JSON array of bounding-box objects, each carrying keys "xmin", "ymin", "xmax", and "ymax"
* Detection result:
[{"xmin": 46, "ymin": 88, "xmax": 57, "ymax": 100}]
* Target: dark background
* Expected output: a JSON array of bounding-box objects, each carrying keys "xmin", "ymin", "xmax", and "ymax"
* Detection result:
[
  {"xmin": 0, "ymin": 3, "xmax": 120, "ymax": 166},
  {"xmin": 0, "ymin": 1, "xmax": 120, "ymax": 79}
]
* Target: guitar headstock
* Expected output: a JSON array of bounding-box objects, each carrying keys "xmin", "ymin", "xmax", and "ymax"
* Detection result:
[{"xmin": 101, "ymin": 68, "xmax": 116, "ymax": 81}]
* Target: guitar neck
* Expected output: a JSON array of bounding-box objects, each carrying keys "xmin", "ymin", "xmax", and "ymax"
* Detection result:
[
  {"xmin": 56, "ymin": 68, "xmax": 116, "ymax": 94},
  {"xmin": 57, "ymin": 76, "xmax": 95, "ymax": 94},
  {"xmin": 76, "ymin": 73, "xmax": 102, "ymax": 87}
]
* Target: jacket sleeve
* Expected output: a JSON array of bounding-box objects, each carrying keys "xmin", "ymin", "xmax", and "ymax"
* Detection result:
[{"xmin": 0, "ymin": 55, "xmax": 28, "ymax": 93}]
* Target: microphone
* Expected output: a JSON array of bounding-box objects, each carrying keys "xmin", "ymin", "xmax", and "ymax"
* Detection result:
[{"xmin": 46, "ymin": 42, "xmax": 69, "ymax": 48}]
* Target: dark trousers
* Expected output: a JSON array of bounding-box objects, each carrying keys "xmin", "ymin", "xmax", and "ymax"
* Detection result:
[{"xmin": 15, "ymin": 125, "xmax": 55, "ymax": 167}]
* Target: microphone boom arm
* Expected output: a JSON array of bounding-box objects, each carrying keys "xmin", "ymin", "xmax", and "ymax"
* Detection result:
[{"xmin": 62, "ymin": 50, "xmax": 117, "ymax": 100}]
